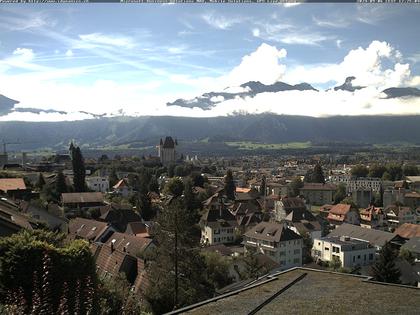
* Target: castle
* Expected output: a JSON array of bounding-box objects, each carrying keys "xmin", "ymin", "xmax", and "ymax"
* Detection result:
[{"xmin": 158, "ymin": 136, "xmax": 177, "ymax": 165}]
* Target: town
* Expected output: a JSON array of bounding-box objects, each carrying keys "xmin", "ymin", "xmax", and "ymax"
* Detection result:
[{"xmin": 1, "ymin": 136, "xmax": 420, "ymax": 314}]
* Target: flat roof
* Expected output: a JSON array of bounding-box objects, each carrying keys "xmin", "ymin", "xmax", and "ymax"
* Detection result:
[
  {"xmin": 319, "ymin": 236, "xmax": 369, "ymax": 246},
  {"xmin": 170, "ymin": 268, "xmax": 420, "ymax": 315}
]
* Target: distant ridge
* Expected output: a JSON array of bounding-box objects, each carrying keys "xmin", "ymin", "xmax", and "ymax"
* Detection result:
[{"xmin": 1, "ymin": 114, "xmax": 420, "ymax": 150}]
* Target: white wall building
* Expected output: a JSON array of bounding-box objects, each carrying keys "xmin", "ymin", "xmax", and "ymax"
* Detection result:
[
  {"xmin": 347, "ymin": 177, "xmax": 382, "ymax": 193},
  {"xmin": 86, "ymin": 176, "xmax": 109, "ymax": 193},
  {"xmin": 312, "ymin": 236, "xmax": 376, "ymax": 268},
  {"xmin": 244, "ymin": 222, "xmax": 303, "ymax": 270}
]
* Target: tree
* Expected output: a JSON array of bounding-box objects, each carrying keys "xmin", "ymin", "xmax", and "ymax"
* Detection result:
[
  {"xmin": 289, "ymin": 177, "xmax": 303, "ymax": 197},
  {"xmin": 164, "ymin": 178, "xmax": 184, "ymax": 198},
  {"xmin": 136, "ymin": 193, "xmax": 154, "ymax": 221},
  {"xmin": 146, "ymin": 195, "xmax": 213, "ymax": 313},
  {"xmin": 201, "ymin": 251, "xmax": 232, "ymax": 290},
  {"xmin": 368, "ymin": 164, "xmax": 387, "ymax": 178},
  {"xmin": 302, "ymin": 233, "xmax": 313, "ymax": 264},
  {"xmin": 168, "ymin": 164, "xmax": 176, "ymax": 178},
  {"xmin": 399, "ymin": 248, "xmax": 415, "ymax": 265},
  {"xmin": 0, "ymin": 230, "xmax": 98, "ymax": 314},
  {"xmin": 351, "ymin": 165, "xmax": 369, "ymax": 178},
  {"xmin": 242, "ymin": 248, "xmax": 268, "ymax": 280},
  {"xmin": 371, "ymin": 242, "xmax": 401, "ymax": 284},
  {"xmin": 71, "ymin": 146, "xmax": 86, "ymax": 192},
  {"xmin": 148, "ymin": 176, "xmax": 160, "ymax": 194},
  {"xmin": 224, "ymin": 169, "xmax": 235, "ymax": 200},
  {"xmin": 260, "ymin": 175, "xmax": 266, "ymax": 196},
  {"xmin": 36, "ymin": 173, "xmax": 46, "ymax": 191},
  {"xmin": 55, "ymin": 171, "xmax": 68, "ymax": 197},
  {"xmin": 108, "ymin": 168, "xmax": 119, "ymax": 188},
  {"xmin": 333, "ymin": 183, "xmax": 347, "ymax": 204},
  {"xmin": 328, "ymin": 256, "xmax": 342, "ymax": 271},
  {"xmin": 304, "ymin": 164, "xmax": 325, "ymax": 183},
  {"xmin": 403, "ymin": 164, "xmax": 419, "ymax": 176},
  {"xmin": 386, "ymin": 163, "xmax": 403, "ymax": 181}
]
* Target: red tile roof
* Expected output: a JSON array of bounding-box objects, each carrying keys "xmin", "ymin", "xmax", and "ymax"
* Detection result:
[
  {"xmin": 0, "ymin": 178, "xmax": 27, "ymax": 192},
  {"xmin": 395, "ymin": 223, "xmax": 420, "ymax": 239},
  {"xmin": 329, "ymin": 204, "xmax": 351, "ymax": 215}
]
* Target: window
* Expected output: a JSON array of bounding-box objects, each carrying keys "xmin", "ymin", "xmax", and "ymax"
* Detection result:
[
  {"xmin": 294, "ymin": 249, "xmax": 300, "ymax": 255},
  {"xmin": 325, "ymin": 247, "xmax": 329, "ymax": 251},
  {"xmin": 214, "ymin": 229, "xmax": 220, "ymax": 234},
  {"xmin": 353, "ymin": 256, "xmax": 355, "ymax": 262},
  {"xmin": 332, "ymin": 246, "xmax": 340, "ymax": 253},
  {"xmin": 357, "ymin": 255, "xmax": 360, "ymax": 259},
  {"xmin": 280, "ymin": 251, "xmax": 286, "ymax": 256},
  {"xmin": 293, "ymin": 258, "xmax": 300, "ymax": 263},
  {"xmin": 369, "ymin": 253, "xmax": 374, "ymax": 260}
]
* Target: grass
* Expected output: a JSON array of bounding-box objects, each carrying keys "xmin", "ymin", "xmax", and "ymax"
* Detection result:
[{"xmin": 225, "ymin": 141, "xmax": 312, "ymax": 150}]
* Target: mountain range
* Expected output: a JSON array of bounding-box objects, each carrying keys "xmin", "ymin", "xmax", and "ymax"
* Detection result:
[
  {"xmin": 167, "ymin": 77, "xmax": 420, "ymax": 110},
  {"xmin": 1, "ymin": 114, "xmax": 420, "ymax": 151}
]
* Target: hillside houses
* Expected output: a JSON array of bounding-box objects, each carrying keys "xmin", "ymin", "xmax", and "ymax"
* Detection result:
[{"xmin": 243, "ymin": 222, "xmax": 303, "ymax": 270}]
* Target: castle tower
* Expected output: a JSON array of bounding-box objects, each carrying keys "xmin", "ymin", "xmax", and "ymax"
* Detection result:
[{"xmin": 158, "ymin": 136, "xmax": 177, "ymax": 165}]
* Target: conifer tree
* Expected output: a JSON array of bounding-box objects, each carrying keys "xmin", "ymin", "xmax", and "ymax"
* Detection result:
[
  {"xmin": 36, "ymin": 173, "xmax": 46, "ymax": 191},
  {"xmin": 71, "ymin": 146, "xmax": 86, "ymax": 192},
  {"xmin": 224, "ymin": 169, "xmax": 235, "ymax": 200},
  {"xmin": 371, "ymin": 242, "xmax": 401, "ymax": 284},
  {"xmin": 55, "ymin": 171, "xmax": 68, "ymax": 198},
  {"xmin": 146, "ymin": 185, "xmax": 212, "ymax": 313}
]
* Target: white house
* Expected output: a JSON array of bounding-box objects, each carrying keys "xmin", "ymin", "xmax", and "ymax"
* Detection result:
[
  {"xmin": 86, "ymin": 176, "xmax": 109, "ymax": 193},
  {"xmin": 243, "ymin": 222, "xmax": 303, "ymax": 270},
  {"xmin": 312, "ymin": 236, "xmax": 376, "ymax": 268}
]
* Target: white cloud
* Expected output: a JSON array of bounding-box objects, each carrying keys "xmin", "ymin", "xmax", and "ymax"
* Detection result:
[
  {"xmin": 65, "ymin": 49, "xmax": 74, "ymax": 57},
  {"xmin": 284, "ymin": 40, "xmax": 410, "ymax": 89},
  {"xmin": 0, "ymin": 41, "xmax": 419, "ymax": 121},
  {"xmin": 223, "ymin": 43, "xmax": 287, "ymax": 87},
  {"xmin": 12, "ymin": 48, "xmax": 34, "ymax": 61},
  {"xmin": 252, "ymin": 22, "xmax": 333, "ymax": 46},
  {"xmin": 78, "ymin": 33, "xmax": 136, "ymax": 49},
  {"xmin": 201, "ymin": 12, "xmax": 243, "ymax": 30},
  {"xmin": 282, "ymin": 3, "xmax": 301, "ymax": 8}
]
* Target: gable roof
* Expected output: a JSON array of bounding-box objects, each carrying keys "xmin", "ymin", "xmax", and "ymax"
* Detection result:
[
  {"xmin": 395, "ymin": 223, "xmax": 420, "ymax": 239},
  {"xmin": 104, "ymin": 231, "xmax": 153, "ymax": 256},
  {"xmin": 62, "ymin": 192, "xmax": 104, "ymax": 204},
  {"xmin": 125, "ymin": 221, "xmax": 150, "ymax": 237},
  {"xmin": 244, "ymin": 222, "xmax": 302, "ymax": 243},
  {"xmin": 329, "ymin": 204, "xmax": 352, "ymax": 215},
  {"xmin": 0, "ymin": 178, "xmax": 27, "ymax": 192},
  {"xmin": 280, "ymin": 197, "xmax": 306, "ymax": 210},
  {"xmin": 68, "ymin": 217, "xmax": 110, "ymax": 242},
  {"xmin": 327, "ymin": 223, "xmax": 396, "ymax": 248},
  {"xmin": 285, "ymin": 208, "xmax": 316, "ymax": 222}
]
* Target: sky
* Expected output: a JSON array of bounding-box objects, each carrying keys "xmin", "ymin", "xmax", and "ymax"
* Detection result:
[{"xmin": 0, "ymin": 3, "xmax": 419, "ymax": 121}]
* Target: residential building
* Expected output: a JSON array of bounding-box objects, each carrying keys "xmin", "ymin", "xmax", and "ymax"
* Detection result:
[
  {"xmin": 352, "ymin": 189, "xmax": 373, "ymax": 208},
  {"xmin": 395, "ymin": 223, "xmax": 420, "ymax": 239},
  {"xmin": 404, "ymin": 191, "xmax": 420, "ymax": 209},
  {"xmin": 359, "ymin": 205, "xmax": 384, "ymax": 229},
  {"xmin": 384, "ymin": 205, "xmax": 417, "ymax": 228},
  {"xmin": 347, "ymin": 177, "xmax": 382, "ymax": 193},
  {"xmin": 406, "ymin": 176, "xmax": 420, "ymax": 191},
  {"xmin": 19, "ymin": 200, "xmax": 68, "ymax": 232},
  {"xmin": 201, "ymin": 195, "xmax": 237, "ymax": 245},
  {"xmin": 67, "ymin": 217, "xmax": 114, "ymax": 243},
  {"xmin": 158, "ymin": 136, "xmax": 177, "ymax": 165},
  {"xmin": 266, "ymin": 182, "xmax": 289, "ymax": 197},
  {"xmin": 326, "ymin": 204, "xmax": 360, "ymax": 227},
  {"xmin": 0, "ymin": 178, "xmax": 31, "ymax": 199},
  {"xmin": 274, "ymin": 197, "xmax": 306, "ymax": 222},
  {"xmin": 383, "ymin": 187, "xmax": 406, "ymax": 208},
  {"xmin": 0, "ymin": 200, "xmax": 37, "ymax": 236},
  {"xmin": 299, "ymin": 183, "xmax": 336, "ymax": 206},
  {"xmin": 61, "ymin": 192, "xmax": 105, "ymax": 210},
  {"xmin": 327, "ymin": 223, "xmax": 404, "ymax": 251},
  {"xmin": 86, "ymin": 176, "xmax": 109, "ymax": 193},
  {"xmin": 312, "ymin": 236, "xmax": 376, "ymax": 268},
  {"xmin": 283, "ymin": 208, "xmax": 322, "ymax": 239},
  {"xmin": 243, "ymin": 222, "xmax": 303, "ymax": 270},
  {"xmin": 112, "ymin": 179, "xmax": 132, "ymax": 197}
]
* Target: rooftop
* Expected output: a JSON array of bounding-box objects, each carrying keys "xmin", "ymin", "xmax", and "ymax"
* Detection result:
[
  {"xmin": 395, "ymin": 223, "xmax": 420, "ymax": 239},
  {"xmin": 0, "ymin": 178, "xmax": 27, "ymax": 192},
  {"xmin": 171, "ymin": 268, "xmax": 420, "ymax": 315}
]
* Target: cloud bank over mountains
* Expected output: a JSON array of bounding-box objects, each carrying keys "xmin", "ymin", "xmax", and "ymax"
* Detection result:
[{"xmin": 0, "ymin": 41, "xmax": 419, "ymax": 121}]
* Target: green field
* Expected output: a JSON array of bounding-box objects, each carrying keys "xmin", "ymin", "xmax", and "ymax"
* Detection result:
[{"xmin": 225, "ymin": 141, "xmax": 312, "ymax": 150}]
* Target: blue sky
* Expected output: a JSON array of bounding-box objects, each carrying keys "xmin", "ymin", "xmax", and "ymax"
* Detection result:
[{"xmin": 0, "ymin": 3, "xmax": 419, "ymax": 120}]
